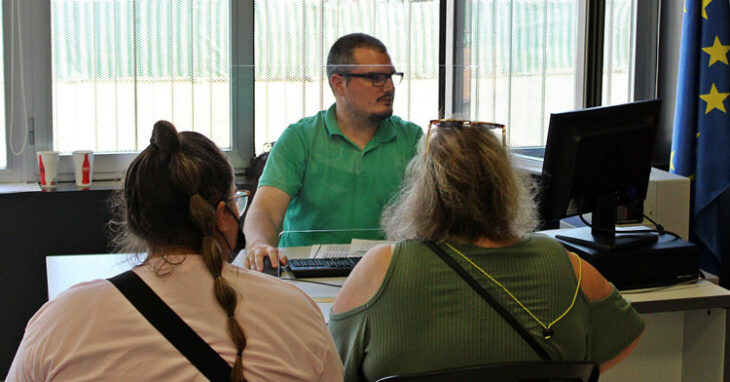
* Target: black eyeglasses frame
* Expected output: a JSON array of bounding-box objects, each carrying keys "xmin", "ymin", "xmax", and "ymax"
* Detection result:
[{"xmin": 338, "ymin": 71, "xmax": 404, "ymax": 87}]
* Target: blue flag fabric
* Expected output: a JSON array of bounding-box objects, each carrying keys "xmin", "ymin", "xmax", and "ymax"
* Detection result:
[{"xmin": 671, "ymin": 0, "xmax": 730, "ymax": 279}]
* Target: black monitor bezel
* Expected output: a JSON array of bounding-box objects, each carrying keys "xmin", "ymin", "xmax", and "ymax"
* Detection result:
[{"xmin": 539, "ymin": 99, "xmax": 662, "ymax": 224}]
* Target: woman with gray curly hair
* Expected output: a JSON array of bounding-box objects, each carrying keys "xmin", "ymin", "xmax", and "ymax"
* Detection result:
[{"xmin": 328, "ymin": 121, "xmax": 644, "ymax": 381}]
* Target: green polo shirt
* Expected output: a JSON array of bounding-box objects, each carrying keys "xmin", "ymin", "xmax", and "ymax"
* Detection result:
[{"xmin": 258, "ymin": 104, "xmax": 423, "ymax": 247}]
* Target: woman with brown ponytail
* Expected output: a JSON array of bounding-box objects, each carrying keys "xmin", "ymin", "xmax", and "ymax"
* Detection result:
[{"xmin": 7, "ymin": 121, "xmax": 342, "ymax": 381}]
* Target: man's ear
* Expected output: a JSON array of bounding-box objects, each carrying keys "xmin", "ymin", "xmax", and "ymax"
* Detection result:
[{"xmin": 330, "ymin": 74, "xmax": 347, "ymax": 97}]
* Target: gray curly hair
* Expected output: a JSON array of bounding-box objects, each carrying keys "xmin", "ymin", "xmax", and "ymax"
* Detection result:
[{"xmin": 381, "ymin": 124, "xmax": 538, "ymax": 243}]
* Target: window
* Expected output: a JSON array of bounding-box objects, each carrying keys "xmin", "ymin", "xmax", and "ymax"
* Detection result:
[
  {"xmin": 452, "ymin": 0, "xmax": 646, "ymax": 148},
  {"xmin": 51, "ymin": 0, "xmax": 231, "ymax": 153},
  {"xmin": 253, "ymin": 0, "xmax": 440, "ymax": 153},
  {"xmin": 0, "ymin": 1, "xmax": 656, "ymax": 182},
  {"xmin": 0, "ymin": 3, "xmax": 5, "ymax": 169},
  {"xmin": 454, "ymin": 0, "xmax": 580, "ymax": 147},
  {"xmin": 601, "ymin": 0, "xmax": 634, "ymax": 106}
]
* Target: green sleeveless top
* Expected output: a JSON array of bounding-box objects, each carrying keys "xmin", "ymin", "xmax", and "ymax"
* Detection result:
[{"xmin": 328, "ymin": 234, "xmax": 644, "ymax": 382}]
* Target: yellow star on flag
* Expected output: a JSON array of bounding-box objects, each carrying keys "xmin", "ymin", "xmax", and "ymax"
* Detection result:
[
  {"xmin": 702, "ymin": 0, "xmax": 713, "ymax": 19},
  {"xmin": 700, "ymin": 83, "xmax": 729, "ymax": 114},
  {"xmin": 702, "ymin": 36, "xmax": 730, "ymax": 66}
]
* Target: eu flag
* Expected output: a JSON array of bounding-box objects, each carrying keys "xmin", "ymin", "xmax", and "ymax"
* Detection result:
[{"xmin": 671, "ymin": 0, "xmax": 730, "ymax": 283}]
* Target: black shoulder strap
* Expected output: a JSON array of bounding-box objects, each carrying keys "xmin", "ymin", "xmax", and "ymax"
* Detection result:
[
  {"xmin": 108, "ymin": 271, "xmax": 233, "ymax": 381},
  {"xmin": 423, "ymin": 241, "xmax": 551, "ymax": 361}
]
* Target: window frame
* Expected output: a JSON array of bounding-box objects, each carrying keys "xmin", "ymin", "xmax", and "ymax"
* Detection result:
[
  {"xmin": 1, "ymin": 0, "xmax": 663, "ymax": 183},
  {"xmin": 446, "ymin": 0, "xmax": 660, "ymax": 148},
  {"xmin": 0, "ymin": 1, "xmax": 50, "ymax": 183},
  {"xmin": 1, "ymin": 0, "xmax": 254, "ymax": 184}
]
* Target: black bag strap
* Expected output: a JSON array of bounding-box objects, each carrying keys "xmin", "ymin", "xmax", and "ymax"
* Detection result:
[
  {"xmin": 423, "ymin": 241, "xmax": 552, "ymax": 361},
  {"xmin": 109, "ymin": 271, "xmax": 233, "ymax": 381}
]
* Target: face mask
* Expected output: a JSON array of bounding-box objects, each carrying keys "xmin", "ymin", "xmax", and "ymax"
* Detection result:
[
  {"xmin": 231, "ymin": 212, "xmax": 246, "ymax": 254},
  {"xmin": 218, "ymin": 205, "xmax": 246, "ymax": 258}
]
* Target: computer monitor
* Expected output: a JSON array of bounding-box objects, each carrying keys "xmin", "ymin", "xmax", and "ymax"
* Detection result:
[{"xmin": 539, "ymin": 99, "xmax": 662, "ymax": 251}]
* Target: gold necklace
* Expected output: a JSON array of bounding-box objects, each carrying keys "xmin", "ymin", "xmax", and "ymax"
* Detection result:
[{"xmin": 443, "ymin": 242, "xmax": 582, "ymax": 340}]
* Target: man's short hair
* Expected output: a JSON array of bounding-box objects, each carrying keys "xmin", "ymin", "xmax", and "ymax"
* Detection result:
[{"xmin": 326, "ymin": 33, "xmax": 388, "ymax": 82}]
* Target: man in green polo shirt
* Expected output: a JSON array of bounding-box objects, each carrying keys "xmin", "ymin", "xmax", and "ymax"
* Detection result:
[{"xmin": 242, "ymin": 33, "xmax": 423, "ymax": 272}]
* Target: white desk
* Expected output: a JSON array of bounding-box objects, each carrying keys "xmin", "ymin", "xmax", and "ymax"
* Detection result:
[
  {"xmin": 599, "ymin": 280, "xmax": 730, "ymax": 382},
  {"xmin": 229, "ymin": 247, "xmax": 344, "ymax": 319},
  {"xmin": 46, "ymin": 250, "xmax": 730, "ymax": 382},
  {"xmin": 533, "ymin": 228, "xmax": 730, "ymax": 381},
  {"xmin": 46, "ymin": 249, "xmax": 345, "ymax": 321}
]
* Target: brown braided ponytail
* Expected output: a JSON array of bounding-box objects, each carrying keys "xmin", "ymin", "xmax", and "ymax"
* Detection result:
[
  {"xmin": 111, "ymin": 120, "xmax": 247, "ymax": 381},
  {"xmin": 190, "ymin": 195, "xmax": 247, "ymax": 381}
]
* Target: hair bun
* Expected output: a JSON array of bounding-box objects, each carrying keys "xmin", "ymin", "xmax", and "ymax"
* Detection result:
[{"xmin": 150, "ymin": 120, "xmax": 180, "ymax": 153}]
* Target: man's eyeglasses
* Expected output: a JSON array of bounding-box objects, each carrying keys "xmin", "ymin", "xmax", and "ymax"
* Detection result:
[
  {"xmin": 226, "ymin": 189, "xmax": 250, "ymax": 218},
  {"xmin": 425, "ymin": 119, "xmax": 507, "ymax": 160},
  {"xmin": 339, "ymin": 71, "xmax": 404, "ymax": 87}
]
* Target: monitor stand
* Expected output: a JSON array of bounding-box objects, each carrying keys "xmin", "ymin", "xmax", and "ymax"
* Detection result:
[
  {"xmin": 555, "ymin": 193, "xmax": 658, "ymax": 251},
  {"xmin": 556, "ymin": 227, "xmax": 658, "ymax": 251}
]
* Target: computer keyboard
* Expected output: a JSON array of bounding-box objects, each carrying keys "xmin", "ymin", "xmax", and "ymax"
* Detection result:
[{"xmin": 286, "ymin": 257, "xmax": 362, "ymax": 278}]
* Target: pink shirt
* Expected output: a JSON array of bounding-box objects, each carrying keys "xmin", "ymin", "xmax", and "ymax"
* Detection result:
[{"xmin": 7, "ymin": 256, "xmax": 343, "ymax": 381}]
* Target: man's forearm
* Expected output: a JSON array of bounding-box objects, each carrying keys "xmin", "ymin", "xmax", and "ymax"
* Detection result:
[
  {"xmin": 242, "ymin": 186, "xmax": 291, "ymax": 253},
  {"xmin": 243, "ymin": 208, "xmax": 282, "ymax": 249}
]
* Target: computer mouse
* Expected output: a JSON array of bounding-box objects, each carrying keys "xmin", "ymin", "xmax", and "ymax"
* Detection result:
[{"xmin": 262, "ymin": 257, "xmax": 281, "ymax": 277}]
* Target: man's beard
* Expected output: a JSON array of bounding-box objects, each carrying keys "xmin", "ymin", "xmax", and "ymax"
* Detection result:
[
  {"xmin": 367, "ymin": 93, "xmax": 394, "ymax": 123},
  {"xmin": 344, "ymin": 97, "xmax": 394, "ymax": 124},
  {"xmin": 368, "ymin": 108, "xmax": 393, "ymax": 123}
]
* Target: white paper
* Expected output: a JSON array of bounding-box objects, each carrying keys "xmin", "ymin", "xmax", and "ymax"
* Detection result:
[
  {"xmin": 308, "ymin": 239, "xmax": 392, "ymax": 258},
  {"xmin": 347, "ymin": 239, "xmax": 392, "ymax": 257},
  {"xmin": 309, "ymin": 244, "xmax": 351, "ymax": 258}
]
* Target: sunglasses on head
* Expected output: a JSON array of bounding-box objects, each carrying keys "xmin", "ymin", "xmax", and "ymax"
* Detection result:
[{"xmin": 425, "ymin": 119, "xmax": 507, "ymax": 160}]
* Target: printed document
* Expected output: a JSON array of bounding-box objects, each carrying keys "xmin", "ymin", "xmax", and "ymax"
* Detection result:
[{"xmin": 309, "ymin": 239, "xmax": 392, "ymax": 258}]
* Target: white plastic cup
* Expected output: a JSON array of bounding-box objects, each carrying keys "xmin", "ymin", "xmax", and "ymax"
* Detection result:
[
  {"xmin": 72, "ymin": 150, "xmax": 94, "ymax": 187},
  {"xmin": 37, "ymin": 151, "xmax": 60, "ymax": 189}
]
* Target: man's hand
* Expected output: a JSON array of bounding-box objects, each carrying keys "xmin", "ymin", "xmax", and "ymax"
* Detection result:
[
  {"xmin": 242, "ymin": 186, "xmax": 292, "ymax": 273},
  {"xmin": 243, "ymin": 243, "xmax": 288, "ymax": 271}
]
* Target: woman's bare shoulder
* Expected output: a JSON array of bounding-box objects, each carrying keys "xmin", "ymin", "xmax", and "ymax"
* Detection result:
[{"xmin": 331, "ymin": 244, "xmax": 394, "ymax": 313}]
